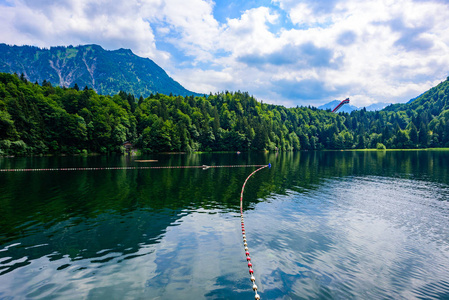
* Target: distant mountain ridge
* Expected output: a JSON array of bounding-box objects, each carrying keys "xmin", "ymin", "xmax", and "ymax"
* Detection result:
[
  {"xmin": 0, "ymin": 43, "xmax": 198, "ymax": 97},
  {"xmin": 318, "ymin": 100, "xmax": 392, "ymax": 113}
]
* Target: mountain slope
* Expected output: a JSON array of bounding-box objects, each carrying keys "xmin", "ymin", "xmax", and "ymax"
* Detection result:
[
  {"xmin": 383, "ymin": 77, "xmax": 449, "ymax": 114},
  {"xmin": 0, "ymin": 43, "xmax": 198, "ymax": 97},
  {"xmin": 365, "ymin": 102, "xmax": 391, "ymax": 111}
]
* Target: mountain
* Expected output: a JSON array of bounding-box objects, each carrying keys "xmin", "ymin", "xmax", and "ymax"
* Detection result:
[
  {"xmin": 406, "ymin": 93, "xmax": 425, "ymax": 104},
  {"xmin": 318, "ymin": 100, "xmax": 391, "ymax": 112},
  {"xmin": 365, "ymin": 102, "xmax": 391, "ymax": 111},
  {"xmin": 0, "ymin": 43, "xmax": 198, "ymax": 97}
]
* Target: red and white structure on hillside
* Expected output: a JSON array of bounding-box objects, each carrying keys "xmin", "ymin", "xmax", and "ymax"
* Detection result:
[{"xmin": 332, "ymin": 98, "xmax": 350, "ymax": 113}]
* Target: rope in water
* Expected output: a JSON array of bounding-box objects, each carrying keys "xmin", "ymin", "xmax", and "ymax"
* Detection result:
[
  {"xmin": 240, "ymin": 163, "xmax": 270, "ymax": 300},
  {"xmin": 1, "ymin": 162, "xmax": 271, "ymax": 298},
  {"xmin": 0, "ymin": 164, "xmax": 266, "ymax": 172}
]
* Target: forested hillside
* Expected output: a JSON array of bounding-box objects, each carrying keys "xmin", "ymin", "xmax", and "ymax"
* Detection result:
[
  {"xmin": 383, "ymin": 77, "xmax": 449, "ymax": 148},
  {"xmin": 1, "ymin": 72, "xmax": 449, "ymax": 156},
  {"xmin": 0, "ymin": 44, "xmax": 197, "ymax": 97}
]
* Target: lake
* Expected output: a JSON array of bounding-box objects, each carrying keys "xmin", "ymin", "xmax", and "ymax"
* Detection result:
[{"xmin": 1, "ymin": 151, "xmax": 449, "ymax": 299}]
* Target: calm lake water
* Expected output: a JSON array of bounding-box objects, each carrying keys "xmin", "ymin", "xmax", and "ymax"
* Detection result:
[{"xmin": 1, "ymin": 151, "xmax": 449, "ymax": 299}]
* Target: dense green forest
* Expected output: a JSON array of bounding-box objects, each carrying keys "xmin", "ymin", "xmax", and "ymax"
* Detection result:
[{"xmin": 1, "ymin": 72, "xmax": 449, "ymax": 155}]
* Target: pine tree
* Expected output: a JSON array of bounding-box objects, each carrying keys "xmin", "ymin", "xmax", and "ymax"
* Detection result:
[
  {"xmin": 409, "ymin": 123, "xmax": 418, "ymax": 146},
  {"xmin": 418, "ymin": 122, "xmax": 428, "ymax": 147}
]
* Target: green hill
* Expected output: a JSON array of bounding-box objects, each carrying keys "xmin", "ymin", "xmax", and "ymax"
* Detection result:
[
  {"xmin": 0, "ymin": 44, "xmax": 198, "ymax": 97},
  {"xmin": 384, "ymin": 77, "xmax": 449, "ymax": 114},
  {"xmin": 1, "ymin": 72, "xmax": 448, "ymax": 156},
  {"xmin": 383, "ymin": 77, "xmax": 449, "ymax": 146}
]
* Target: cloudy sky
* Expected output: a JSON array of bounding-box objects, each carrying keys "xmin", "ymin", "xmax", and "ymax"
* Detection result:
[{"xmin": 1, "ymin": 0, "xmax": 449, "ymax": 107}]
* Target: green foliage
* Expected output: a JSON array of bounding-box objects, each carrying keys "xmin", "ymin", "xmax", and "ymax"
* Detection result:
[
  {"xmin": 0, "ymin": 72, "xmax": 136, "ymax": 155},
  {"xmin": 376, "ymin": 143, "xmax": 386, "ymax": 150},
  {"xmin": 1, "ymin": 71, "xmax": 449, "ymax": 156}
]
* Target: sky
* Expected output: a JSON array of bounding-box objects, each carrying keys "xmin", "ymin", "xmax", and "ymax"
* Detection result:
[{"xmin": 1, "ymin": 0, "xmax": 449, "ymax": 107}]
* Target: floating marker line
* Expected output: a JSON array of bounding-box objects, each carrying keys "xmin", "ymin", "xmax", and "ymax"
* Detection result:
[
  {"xmin": 1, "ymin": 162, "xmax": 271, "ymax": 298},
  {"xmin": 240, "ymin": 163, "xmax": 270, "ymax": 300},
  {"xmin": 0, "ymin": 164, "xmax": 267, "ymax": 172}
]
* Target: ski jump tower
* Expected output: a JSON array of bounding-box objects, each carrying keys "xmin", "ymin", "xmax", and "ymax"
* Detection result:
[{"xmin": 332, "ymin": 98, "xmax": 350, "ymax": 113}]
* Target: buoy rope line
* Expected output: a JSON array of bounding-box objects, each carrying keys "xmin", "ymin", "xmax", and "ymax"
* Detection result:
[
  {"xmin": 0, "ymin": 164, "xmax": 266, "ymax": 172},
  {"xmin": 240, "ymin": 163, "xmax": 270, "ymax": 300},
  {"xmin": 0, "ymin": 162, "xmax": 272, "ymax": 299}
]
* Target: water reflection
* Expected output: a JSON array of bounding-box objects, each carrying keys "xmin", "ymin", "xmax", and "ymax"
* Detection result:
[
  {"xmin": 1, "ymin": 151, "xmax": 449, "ymax": 299},
  {"xmin": 250, "ymin": 174, "xmax": 449, "ymax": 299}
]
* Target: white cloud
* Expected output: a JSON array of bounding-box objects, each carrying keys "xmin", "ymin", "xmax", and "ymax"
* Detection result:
[
  {"xmin": 171, "ymin": 67, "xmax": 234, "ymax": 94},
  {"xmin": 1, "ymin": 0, "xmax": 449, "ymax": 106},
  {"xmin": 218, "ymin": 7, "xmax": 280, "ymax": 59},
  {"xmin": 264, "ymin": 0, "xmax": 449, "ymax": 106},
  {"xmin": 148, "ymin": 0, "xmax": 221, "ymax": 61},
  {"xmin": 0, "ymin": 0, "xmax": 170, "ymax": 61}
]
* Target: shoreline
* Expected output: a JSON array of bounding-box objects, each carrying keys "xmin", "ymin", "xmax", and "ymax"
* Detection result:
[{"xmin": 2, "ymin": 148, "xmax": 449, "ymax": 158}]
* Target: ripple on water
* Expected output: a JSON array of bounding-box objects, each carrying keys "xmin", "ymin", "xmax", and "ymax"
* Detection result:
[
  {"xmin": 244, "ymin": 175, "xmax": 449, "ymax": 299},
  {"xmin": 2, "ymin": 153, "xmax": 449, "ymax": 299}
]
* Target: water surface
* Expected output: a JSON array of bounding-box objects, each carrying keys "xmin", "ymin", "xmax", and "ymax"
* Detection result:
[{"xmin": 1, "ymin": 151, "xmax": 449, "ymax": 299}]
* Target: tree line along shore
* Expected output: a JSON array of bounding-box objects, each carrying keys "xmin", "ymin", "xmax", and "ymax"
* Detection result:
[{"xmin": 1, "ymin": 73, "xmax": 449, "ymax": 156}]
